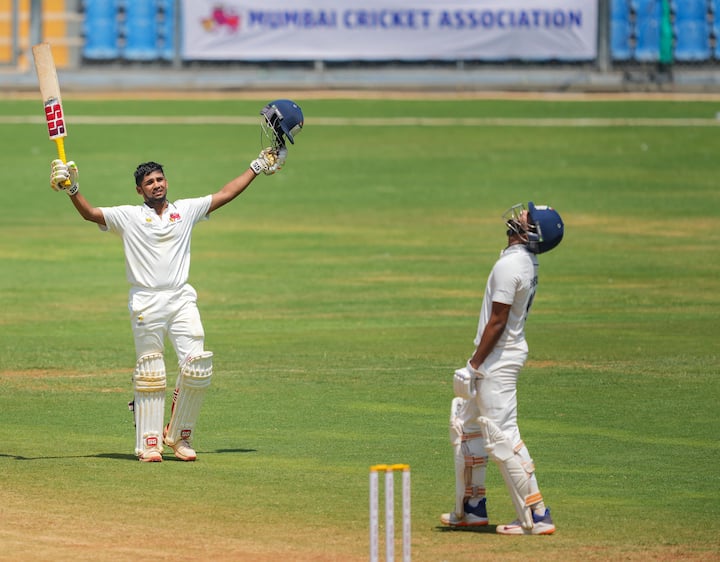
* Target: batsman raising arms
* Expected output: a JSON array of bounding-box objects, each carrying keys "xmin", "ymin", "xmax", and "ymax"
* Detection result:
[{"xmin": 49, "ymin": 100, "xmax": 304, "ymax": 462}]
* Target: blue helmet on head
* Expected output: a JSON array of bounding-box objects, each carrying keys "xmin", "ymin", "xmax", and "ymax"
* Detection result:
[
  {"xmin": 260, "ymin": 99, "xmax": 304, "ymax": 146},
  {"xmin": 527, "ymin": 202, "xmax": 564, "ymax": 254}
]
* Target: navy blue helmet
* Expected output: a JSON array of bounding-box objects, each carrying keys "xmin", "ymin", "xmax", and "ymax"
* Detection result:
[
  {"xmin": 504, "ymin": 202, "xmax": 564, "ymax": 254},
  {"xmin": 527, "ymin": 202, "xmax": 564, "ymax": 254},
  {"xmin": 260, "ymin": 99, "xmax": 304, "ymax": 147}
]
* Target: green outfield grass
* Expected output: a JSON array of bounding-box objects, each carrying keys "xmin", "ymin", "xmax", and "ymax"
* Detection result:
[{"xmin": 1, "ymin": 96, "xmax": 719, "ymax": 561}]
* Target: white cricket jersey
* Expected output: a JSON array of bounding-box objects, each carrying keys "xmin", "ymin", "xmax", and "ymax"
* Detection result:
[
  {"xmin": 474, "ymin": 244, "xmax": 539, "ymax": 351},
  {"xmin": 99, "ymin": 196, "xmax": 212, "ymax": 290}
]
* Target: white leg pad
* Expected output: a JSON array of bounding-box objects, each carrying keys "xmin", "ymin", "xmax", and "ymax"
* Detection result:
[
  {"xmin": 478, "ymin": 416, "xmax": 542, "ymax": 530},
  {"xmin": 133, "ymin": 353, "xmax": 166, "ymax": 456},
  {"xmin": 450, "ymin": 398, "xmax": 488, "ymax": 517},
  {"xmin": 164, "ymin": 351, "xmax": 213, "ymax": 446}
]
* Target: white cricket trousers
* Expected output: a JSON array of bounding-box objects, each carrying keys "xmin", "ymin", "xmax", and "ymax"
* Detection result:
[
  {"xmin": 458, "ymin": 346, "xmax": 528, "ymax": 446},
  {"xmin": 128, "ymin": 283, "xmax": 205, "ymax": 366}
]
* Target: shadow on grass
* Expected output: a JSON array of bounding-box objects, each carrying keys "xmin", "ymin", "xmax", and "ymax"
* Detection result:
[
  {"xmin": 0, "ymin": 448, "xmax": 257, "ymax": 461},
  {"xmin": 435, "ymin": 525, "xmax": 498, "ymax": 534}
]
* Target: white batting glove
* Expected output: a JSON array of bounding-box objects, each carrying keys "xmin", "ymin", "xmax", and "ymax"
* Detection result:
[
  {"xmin": 266, "ymin": 146, "xmax": 287, "ymax": 175},
  {"xmin": 453, "ymin": 367, "xmax": 477, "ymax": 400},
  {"xmin": 249, "ymin": 148, "xmax": 272, "ymax": 175},
  {"xmin": 249, "ymin": 157, "xmax": 267, "ymax": 175},
  {"xmin": 50, "ymin": 159, "xmax": 79, "ymax": 195},
  {"xmin": 249, "ymin": 147, "xmax": 287, "ymax": 176},
  {"xmin": 50, "ymin": 159, "xmax": 67, "ymax": 191}
]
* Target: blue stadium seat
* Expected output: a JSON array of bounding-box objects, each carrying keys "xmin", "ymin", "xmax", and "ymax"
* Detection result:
[
  {"xmin": 674, "ymin": 20, "xmax": 711, "ymax": 60},
  {"xmin": 611, "ymin": 19, "xmax": 634, "ymax": 60},
  {"xmin": 713, "ymin": 0, "xmax": 720, "ymax": 58},
  {"xmin": 83, "ymin": 0, "xmax": 120, "ymax": 60},
  {"xmin": 610, "ymin": 0, "xmax": 633, "ymax": 60},
  {"xmin": 611, "ymin": 0, "xmax": 630, "ymax": 19},
  {"xmin": 157, "ymin": 0, "xmax": 176, "ymax": 61},
  {"xmin": 122, "ymin": 0, "xmax": 160, "ymax": 60},
  {"xmin": 634, "ymin": 0, "xmax": 662, "ymax": 61},
  {"xmin": 672, "ymin": 0, "xmax": 708, "ymax": 22}
]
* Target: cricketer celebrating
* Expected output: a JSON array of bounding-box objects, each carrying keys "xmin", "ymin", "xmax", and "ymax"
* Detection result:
[
  {"xmin": 48, "ymin": 100, "xmax": 303, "ymax": 462},
  {"xmin": 441, "ymin": 202, "xmax": 564, "ymax": 535}
]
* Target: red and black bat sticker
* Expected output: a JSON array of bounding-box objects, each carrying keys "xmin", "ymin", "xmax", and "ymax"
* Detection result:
[{"xmin": 43, "ymin": 97, "xmax": 66, "ymax": 139}]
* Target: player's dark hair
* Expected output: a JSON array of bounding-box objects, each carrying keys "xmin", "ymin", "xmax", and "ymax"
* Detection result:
[{"xmin": 134, "ymin": 162, "xmax": 164, "ymax": 186}]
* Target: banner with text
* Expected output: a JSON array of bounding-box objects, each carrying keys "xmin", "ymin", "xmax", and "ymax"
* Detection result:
[{"xmin": 182, "ymin": 0, "xmax": 598, "ymax": 61}]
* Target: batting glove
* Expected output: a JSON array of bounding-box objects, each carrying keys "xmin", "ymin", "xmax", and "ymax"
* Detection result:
[
  {"xmin": 50, "ymin": 159, "xmax": 79, "ymax": 196},
  {"xmin": 453, "ymin": 367, "xmax": 477, "ymax": 400},
  {"xmin": 250, "ymin": 148, "xmax": 286, "ymax": 176},
  {"xmin": 265, "ymin": 146, "xmax": 287, "ymax": 175}
]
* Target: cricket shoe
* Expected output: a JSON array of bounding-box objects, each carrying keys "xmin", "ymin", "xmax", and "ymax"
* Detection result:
[
  {"xmin": 440, "ymin": 498, "xmax": 489, "ymax": 527},
  {"xmin": 138, "ymin": 450, "xmax": 162, "ymax": 463},
  {"xmin": 167, "ymin": 439, "xmax": 196, "ymax": 461},
  {"xmin": 496, "ymin": 508, "xmax": 555, "ymax": 535},
  {"xmin": 163, "ymin": 426, "xmax": 196, "ymax": 461}
]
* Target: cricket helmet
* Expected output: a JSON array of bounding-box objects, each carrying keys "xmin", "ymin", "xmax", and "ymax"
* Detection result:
[
  {"xmin": 504, "ymin": 202, "xmax": 564, "ymax": 254},
  {"xmin": 527, "ymin": 202, "xmax": 564, "ymax": 254},
  {"xmin": 260, "ymin": 99, "xmax": 304, "ymax": 146}
]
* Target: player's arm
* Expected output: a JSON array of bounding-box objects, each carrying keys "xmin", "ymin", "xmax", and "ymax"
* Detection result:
[
  {"xmin": 208, "ymin": 148, "xmax": 284, "ymax": 214},
  {"xmin": 50, "ymin": 159, "xmax": 106, "ymax": 225},
  {"xmin": 208, "ymin": 168, "xmax": 258, "ymax": 213},
  {"xmin": 468, "ymin": 301, "xmax": 511, "ymax": 370},
  {"xmin": 68, "ymin": 191, "xmax": 105, "ymax": 225}
]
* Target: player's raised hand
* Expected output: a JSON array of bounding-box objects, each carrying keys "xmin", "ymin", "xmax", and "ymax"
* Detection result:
[
  {"xmin": 50, "ymin": 159, "xmax": 67, "ymax": 191},
  {"xmin": 267, "ymin": 146, "xmax": 288, "ymax": 175},
  {"xmin": 50, "ymin": 159, "xmax": 79, "ymax": 195},
  {"xmin": 249, "ymin": 151, "xmax": 269, "ymax": 175},
  {"xmin": 249, "ymin": 147, "xmax": 286, "ymax": 176}
]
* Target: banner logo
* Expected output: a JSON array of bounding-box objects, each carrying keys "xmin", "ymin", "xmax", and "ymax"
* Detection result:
[{"xmin": 202, "ymin": 5, "xmax": 240, "ymax": 32}]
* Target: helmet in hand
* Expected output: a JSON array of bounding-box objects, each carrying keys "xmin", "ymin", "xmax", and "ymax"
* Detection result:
[{"xmin": 261, "ymin": 99, "xmax": 304, "ymax": 147}]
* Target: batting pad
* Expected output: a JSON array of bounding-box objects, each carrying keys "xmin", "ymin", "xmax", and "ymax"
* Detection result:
[
  {"xmin": 133, "ymin": 353, "xmax": 167, "ymax": 456},
  {"xmin": 478, "ymin": 416, "xmax": 541, "ymax": 530},
  {"xmin": 164, "ymin": 351, "xmax": 213, "ymax": 446},
  {"xmin": 449, "ymin": 398, "xmax": 487, "ymax": 517}
]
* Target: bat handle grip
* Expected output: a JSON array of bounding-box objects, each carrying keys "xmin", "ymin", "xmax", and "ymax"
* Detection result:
[{"xmin": 54, "ymin": 138, "xmax": 71, "ymax": 187}]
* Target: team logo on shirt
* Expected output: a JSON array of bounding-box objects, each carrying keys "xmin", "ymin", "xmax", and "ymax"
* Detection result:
[{"xmin": 169, "ymin": 212, "xmax": 181, "ymax": 223}]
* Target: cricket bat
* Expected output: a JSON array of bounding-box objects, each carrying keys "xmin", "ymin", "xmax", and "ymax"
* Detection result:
[{"xmin": 32, "ymin": 42, "xmax": 70, "ymax": 186}]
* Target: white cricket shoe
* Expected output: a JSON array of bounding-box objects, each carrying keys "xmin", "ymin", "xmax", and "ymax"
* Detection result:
[
  {"xmin": 440, "ymin": 511, "xmax": 489, "ymax": 527},
  {"xmin": 496, "ymin": 508, "xmax": 556, "ymax": 535},
  {"xmin": 138, "ymin": 450, "xmax": 162, "ymax": 463},
  {"xmin": 440, "ymin": 498, "xmax": 489, "ymax": 527},
  {"xmin": 163, "ymin": 425, "xmax": 197, "ymax": 461},
  {"xmin": 166, "ymin": 438, "xmax": 196, "ymax": 461}
]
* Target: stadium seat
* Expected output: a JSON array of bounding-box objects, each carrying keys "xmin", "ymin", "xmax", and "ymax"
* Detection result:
[
  {"xmin": 610, "ymin": 0, "xmax": 633, "ymax": 60},
  {"xmin": 713, "ymin": 1, "xmax": 720, "ymax": 58},
  {"xmin": 122, "ymin": 0, "xmax": 159, "ymax": 61},
  {"xmin": 674, "ymin": 20, "xmax": 711, "ymax": 60},
  {"xmin": 672, "ymin": 0, "xmax": 708, "ymax": 22},
  {"xmin": 611, "ymin": 0, "xmax": 630, "ymax": 19},
  {"xmin": 672, "ymin": 0, "xmax": 710, "ymax": 61},
  {"xmin": 611, "ymin": 18, "xmax": 634, "ymax": 60},
  {"xmin": 634, "ymin": 0, "xmax": 662, "ymax": 61},
  {"xmin": 83, "ymin": 0, "xmax": 120, "ymax": 60},
  {"xmin": 157, "ymin": 0, "xmax": 176, "ymax": 61}
]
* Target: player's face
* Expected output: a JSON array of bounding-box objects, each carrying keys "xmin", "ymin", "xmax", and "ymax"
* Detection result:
[
  {"xmin": 137, "ymin": 170, "xmax": 167, "ymax": 205},
  {"xmin": 518, "ymin": 210, "xmax": 530, "ymax": 231}
]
